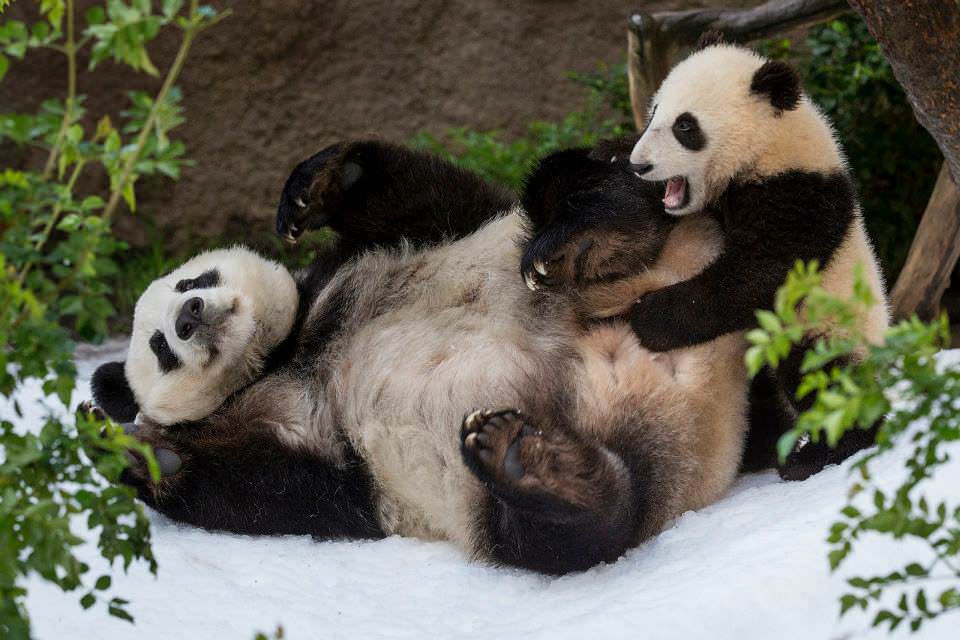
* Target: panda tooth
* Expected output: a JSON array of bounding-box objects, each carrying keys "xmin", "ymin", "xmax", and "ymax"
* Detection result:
[{"xmin": 533, "ymin": 260, "xmax": 548, "ymax": 276}]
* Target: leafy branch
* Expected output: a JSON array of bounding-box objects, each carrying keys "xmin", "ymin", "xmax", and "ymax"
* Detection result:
[
  {"xmin": 0, "ymin": 1, "xmax": 229, "ymax": 637},
  {"xmin": 747, "ymin": 261, "xmax": 960, "ymax": 633}
]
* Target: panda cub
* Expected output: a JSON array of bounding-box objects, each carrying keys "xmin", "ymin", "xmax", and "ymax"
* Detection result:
[
  {"xmin": 525, "ymin": 37, "xmax": 890, "ymax": 478},
  {"xmin": 91, "ymin": 140, "xmax": 749, "ymax": 575}
]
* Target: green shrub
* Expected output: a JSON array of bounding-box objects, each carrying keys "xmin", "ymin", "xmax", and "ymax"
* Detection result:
[
  {"xmin": 411, "ymin": 63, "xmax": 634, "ymax": 191},
  {"xmin": 0, "ymin": 1, "xmax": 228, "ymax": 637},
  {"xmin": 761, "ymin": 16, "xmax": 942, "ymax": 281},
  {"xmin": 747, "ymin": 261, "xmax": 959, "ymax": 633}
]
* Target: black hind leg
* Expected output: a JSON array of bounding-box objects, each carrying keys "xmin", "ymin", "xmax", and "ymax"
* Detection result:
[
  {"xmin": 461, "ymin": 409, "xmax": 637, "ymax": 574},
  {"xmin": 770, "ymin": 342, "xmax": 880, "ymax": 481}
]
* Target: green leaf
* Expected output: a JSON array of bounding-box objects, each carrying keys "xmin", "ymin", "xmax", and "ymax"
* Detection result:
[
  {"xmin": 80, "ymin": 593, "xmax": 96, "ymax": 610},
  {"xmin": 121, "ymin": 181, "xmax": 136, "ymax": 211},
  {"xmin": 95, "ymin": 575, "xmax": 111, "ymax": 590},
  {"xmin": 0, "ymin": 54, "xmax": 8, "ymax": 82}
]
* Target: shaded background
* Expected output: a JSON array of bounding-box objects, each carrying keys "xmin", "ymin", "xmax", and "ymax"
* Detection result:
[{"xmin": 4, "ymin": 0, "xmax": 754, "ymax": 247}]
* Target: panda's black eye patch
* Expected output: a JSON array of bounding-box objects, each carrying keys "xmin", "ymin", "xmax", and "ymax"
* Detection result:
[
  {"xmin": 175, "ymin": 269, "xmax": 220, "ymax": 293},
  {"xmin": 149, "ymin": 330, "xmax": 182, "ymax": 373},
  {"xmin": 672, "ymin": 113, "xmax": 706, "ymax": 151}
]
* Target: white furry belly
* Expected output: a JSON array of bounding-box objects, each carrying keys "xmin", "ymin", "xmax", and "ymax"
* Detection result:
[{"xmin": 334, "ymin": 308, "xmax": 555, "ymax": 545}]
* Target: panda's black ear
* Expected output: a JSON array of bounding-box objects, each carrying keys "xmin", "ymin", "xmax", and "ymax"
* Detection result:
[
  {"xmin": 91, "ymin": 361, "xmax": 140, "ymax": 423},
  {"xmin": 751, "ymin": 60, "xmax": 801, "ymax": 112},
  {"xmin": 695, "ymin": 30, "xmax": 726, "ymax": 51}
]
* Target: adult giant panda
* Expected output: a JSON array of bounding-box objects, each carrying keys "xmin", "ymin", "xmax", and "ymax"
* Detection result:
[
  {"xmin": 91, "ymin": 140, "xmax": 749, "ymax": 575},
  {"xmin": 530, "ymin": 37, "xmax": 889, "ymax": 479}
]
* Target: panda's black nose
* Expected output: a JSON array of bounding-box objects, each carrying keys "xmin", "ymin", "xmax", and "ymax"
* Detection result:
[
  {"xmin": 175, "ymin": 297, "xmax": 204, "ymax": 340},
  {"xmin": 631, "ymin": 162, "xmax": 654, "ymax": 175}
]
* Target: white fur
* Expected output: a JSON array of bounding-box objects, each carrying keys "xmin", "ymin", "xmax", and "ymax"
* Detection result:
[
  {"xmin": 318, "ymin": 212, "xmax": 748, "ymax": 550},
  {"xmin": 126, "ymin": 247, "xmax": 298, "ymax": 425}
]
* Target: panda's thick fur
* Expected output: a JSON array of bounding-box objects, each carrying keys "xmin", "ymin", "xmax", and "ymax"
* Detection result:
[
  {"xmin": 613, "ymin": 38, "xmax": 887, "ymax": 477},
  {"xmin": 92, "ymin": 141, "xmax": 750, "ymax": 574}
]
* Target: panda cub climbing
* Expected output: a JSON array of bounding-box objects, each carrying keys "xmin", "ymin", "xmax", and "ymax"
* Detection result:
[{"xmin": 627, "ymin": 38, "xmax": 889, "ymax": 476}]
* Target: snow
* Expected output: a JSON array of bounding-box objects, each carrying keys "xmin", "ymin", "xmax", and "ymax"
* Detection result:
[{"xmin": 7, "ymin": 343, "xmax": 959, "ymax": 640}]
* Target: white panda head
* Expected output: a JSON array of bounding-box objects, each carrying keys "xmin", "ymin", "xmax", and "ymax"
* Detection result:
[
  {"xmin": 629, "ymin": 41, "xmax": 841, "ymax": 216},
  {"xmin": 92, "ymin": 246, "xmax": 298, "ymax": 425}
]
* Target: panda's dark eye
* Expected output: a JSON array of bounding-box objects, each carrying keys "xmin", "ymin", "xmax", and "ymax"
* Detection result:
[
  {"xmin": 672, "ymin": 113, "xmax": 706, "ymax": 151},
  {"xmin": 149, "ymin": 330, "xmax": 182, "ymax": 373},
  {"xmin": 175, "ymin": 268, "xmax": 221, "ymax": 293}
]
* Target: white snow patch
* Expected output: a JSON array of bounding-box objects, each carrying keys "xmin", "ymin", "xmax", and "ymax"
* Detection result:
[{"xmin": 7, "ymin": 344, "xmax": 959, "ymax": 639}]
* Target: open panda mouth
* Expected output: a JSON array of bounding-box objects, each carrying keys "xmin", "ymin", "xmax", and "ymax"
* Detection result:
[{"xmin": 663, "ymin": 176, "xmax": 689, "ymax": 212}]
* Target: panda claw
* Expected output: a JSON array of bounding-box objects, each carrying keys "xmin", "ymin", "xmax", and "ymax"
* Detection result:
[
  {"xmin": 294, "ymin": 196, "xmax": 307, "ymax": 209},
  {"xmin": 524, "ymin": 272, "xmax": 539, "ymax": 292},
  {"xmin": 464, "ymin": 431, "xmax": 479, "ymax": 449},
  {"xmin": 533, "ymin": 260, "xmax": 548, "ymax": 276}
]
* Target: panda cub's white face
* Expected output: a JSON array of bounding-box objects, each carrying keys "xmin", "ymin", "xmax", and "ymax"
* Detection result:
[
  {"xmin": 125, "ymin": 247, "xmax": 298, "ymax": 425},
  {"xmin": 629, "ymin": 44, "xmax": 833, "ymax": 216}
]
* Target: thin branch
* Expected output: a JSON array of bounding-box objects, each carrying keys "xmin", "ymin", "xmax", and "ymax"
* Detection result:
[
  {"xmin": 635, "ymin": 0, "xmax": 848, "ymax": 47},
  {"xmin": 41, "ymin": 0, "xmax": 77, "ymax": 181},
  {"xmin": 625, "ymin": 0, "xmax": 847, "ymax": 127},
  {"xmin": 100, "ymin": 7, "xmax": 232, "ymax": 224}
]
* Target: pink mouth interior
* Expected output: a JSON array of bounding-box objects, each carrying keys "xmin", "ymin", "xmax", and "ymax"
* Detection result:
[{"xmin": 663, "ymin": 177, "xmax": 686, "ymax": 209}]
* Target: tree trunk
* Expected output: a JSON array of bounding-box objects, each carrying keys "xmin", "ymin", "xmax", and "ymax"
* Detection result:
[
  {"xmin": 846, "ymin": 1, "xmax": 960, "ymax": 184},
  {"xmin": 889, "ymin": 164, "xmax": 960, "ymax": 321},
  {"xmin": 847, "ymin": 1, "xmax": 960, "ymax": 319}
]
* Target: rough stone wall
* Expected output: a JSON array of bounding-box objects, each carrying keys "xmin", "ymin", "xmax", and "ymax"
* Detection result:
[{"xmin": 4, "ymin": 0, "xmax": 749, "ymax": 246}]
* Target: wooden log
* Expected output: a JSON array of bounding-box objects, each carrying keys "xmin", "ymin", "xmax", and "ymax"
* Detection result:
[
  {"xmin": 626, "ymin": 0, "xmax": 848, "ymax": 127},
  {"xmin": 889, "ymin": 164, "xmax": 960, "ymax": 321}
]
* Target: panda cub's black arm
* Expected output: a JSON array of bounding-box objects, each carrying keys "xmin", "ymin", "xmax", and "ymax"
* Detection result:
[
  {"xmin": 631, "ymin": 170, "xmax": 856, "ymax": 352},
  {"xmin": 277, "ymin": 140, "xmax": 514, "ymax": 251}
]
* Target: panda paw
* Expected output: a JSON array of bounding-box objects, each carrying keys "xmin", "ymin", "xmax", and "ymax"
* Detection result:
[
  {"xmin": 460, "ymin": 409, "xmax": 611, "ymax": 515},
  {"xmin": 461, "ymin": 409, "xmax": 540, "ymax": 483},
  {"xmin": 115, "ymin": 419, "xmax": 186, "ymax": 500},
  {"xmin": 276, "ymin": 143, "xmax": 363, "ymax": 243},
  {"xmin": 520, "ymin": 226, "xmax": 591, "ymax": 292}
]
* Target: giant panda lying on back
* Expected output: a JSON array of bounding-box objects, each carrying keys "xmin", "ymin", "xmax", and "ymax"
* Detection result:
[{"xmin": 91, "ymin": 140, "xmax": 750, "ymax": 574}]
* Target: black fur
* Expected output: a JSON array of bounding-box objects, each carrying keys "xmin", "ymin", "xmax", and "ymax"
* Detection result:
[
  {"xmin": 462, "ymin": 408, "xmax": 643, "ymax": 575},
  {"xmin": 520, "ymin": 147, "xmax": 674, "ymax": 289},
  {"xmin": 91, "ymin": 361, "xmax": 139, "ymax": 422},
  {"xmin": 741, "ymin": 367, "xmax": 794, "ymax": 473},
  {"xmin": 149, "ymin": 331, "xmax": 182, "ymax": 374},
  {"xmin": 630, "ymin": 170, "xmax": 856, "ymax": 351},
  {"xmin": 672, "ymin": 112, "xmax": 706, "ymax": 151},
  {"xmin": 175, "ymin": 268, "xmax": 220, "ymax": 293},
  {"xmin": 276, "ymin": 140, "xmax": 514, "ymax": 249},
  {"xmin": 744, "ymin": 338, "xmax": 881, "ymax": 479},
  {"xmin": 121, "ymin": 422, "xmax": 383, "ymax": 539},
  {"xmin": 750, "ymin": 60, "xmax": 802, "ymax": 112}
]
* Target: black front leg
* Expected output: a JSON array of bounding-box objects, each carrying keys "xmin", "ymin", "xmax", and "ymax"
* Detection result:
[
  {"xmin": 631, "ymin": 170, "xmax": 857, "ymax": 352},
  {"xmin": 120, "ymin": 419, "xmax": 383, "ymax": 539},
  {"xmin": 629, "ymin": 247, "xmax": 787, "ymax": 351},
  {"xmin": 277, "ymin": 140, "xmax": 514, "ymax": 250}
]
